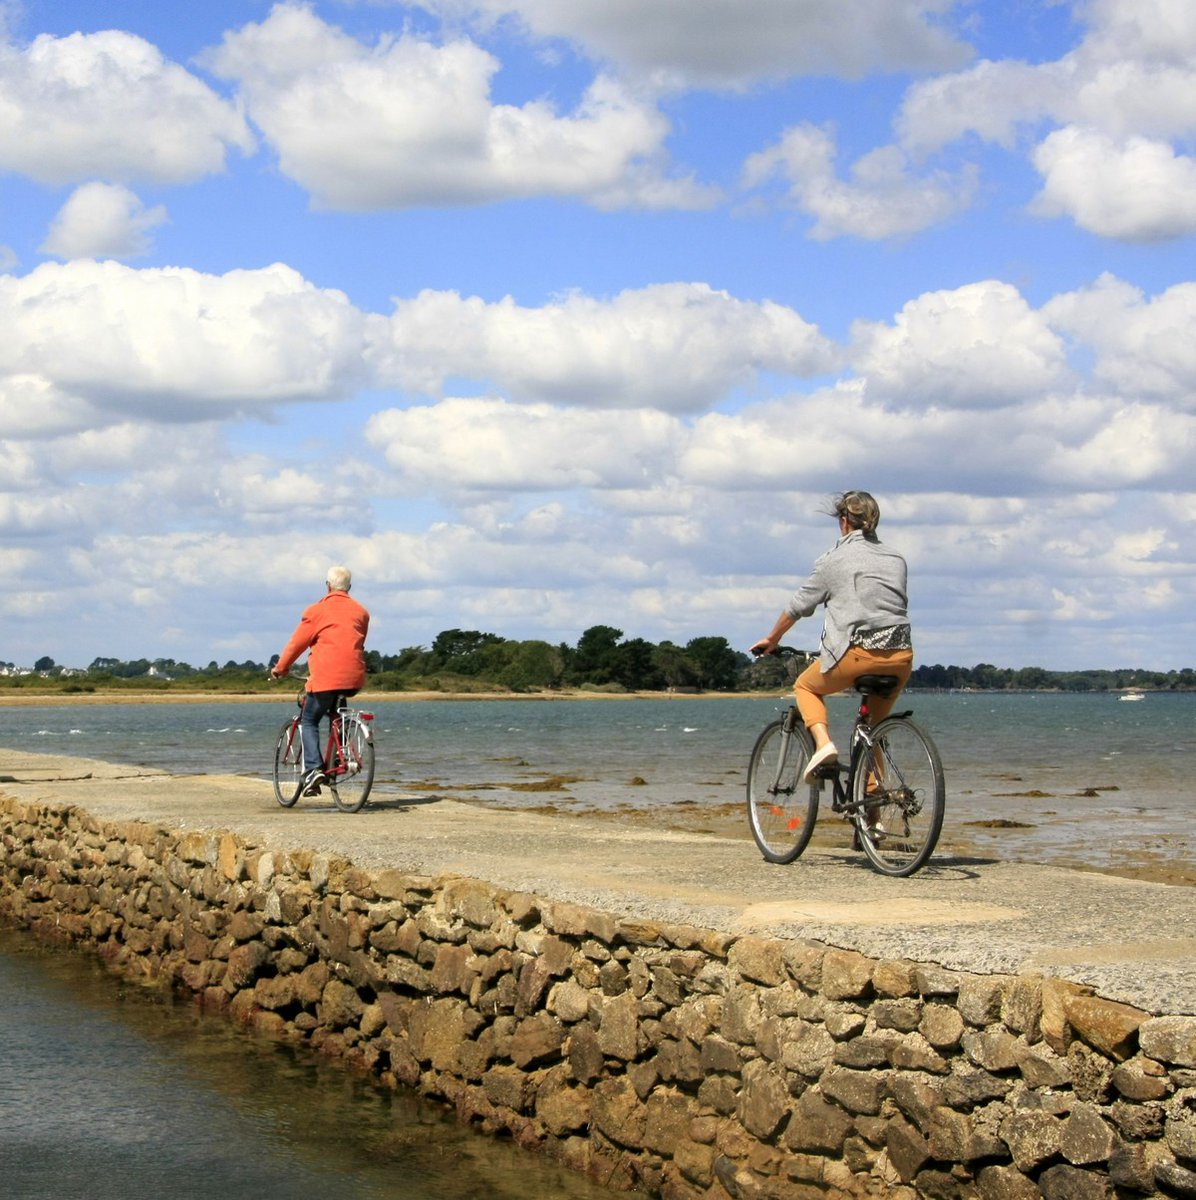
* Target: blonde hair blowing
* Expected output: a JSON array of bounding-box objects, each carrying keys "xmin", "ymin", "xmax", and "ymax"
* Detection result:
[
  {"xmin": 833, "ymin": 490, "xmax": 880, "ymax": 534},
  {"xmin": 326, "ymin": 565, "xmax": 352, "ymax": 591}
]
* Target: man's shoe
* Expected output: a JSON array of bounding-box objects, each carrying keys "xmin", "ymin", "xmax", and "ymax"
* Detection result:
[
  {"xmin": 803, "ymin": 742, "xmax": 839, "ymax": 783},
  {"xmin": 301, "ymin": 769, "xmax": 327, "ymax": 796}
]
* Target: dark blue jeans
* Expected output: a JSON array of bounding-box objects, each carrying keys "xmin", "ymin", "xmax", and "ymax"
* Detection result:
[{"xmin": 299, "ymin": 690, "xmax": 343, "ymax": 776}]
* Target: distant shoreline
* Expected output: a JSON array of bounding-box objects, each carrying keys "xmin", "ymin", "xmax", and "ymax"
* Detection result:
[
  {"xmin": 0, "ymin": 688, "xmax": 765, "ymax": 707},
  {"xmin": 1, "ymin": 684, "xmax": 1189, "ymax": 707}
]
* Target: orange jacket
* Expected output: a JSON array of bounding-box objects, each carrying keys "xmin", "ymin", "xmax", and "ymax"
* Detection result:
[{"xmin": 275, "ymin": 590, "xmax": 370, "ymax": 693}]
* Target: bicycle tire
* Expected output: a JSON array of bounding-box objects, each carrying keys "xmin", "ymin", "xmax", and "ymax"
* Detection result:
[
  {"xmin": 273, "ymin": 718, "xmax": 304, "ymax": 807},
  {"xmin": 850, "ymin": 716, "xmax": 944, "ymax": 877},
  {"xmin": 330, "ymin": 715, "xmax": 375, "ymax": 813},
  {"xmin": 746, "ymin": 715, "xmax": 819, "ymax": 864}
]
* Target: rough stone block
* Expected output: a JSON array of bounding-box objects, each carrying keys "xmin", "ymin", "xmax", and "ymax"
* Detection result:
[
  {"xmin": 784, "ymin": 1088, "xmax": 853, "ymax": 1155},
  {"xmin": 958, "ymin": 975, "xmax": 1008, "ymax": 1027},
  {"xmin": 1140, "ymin": 1016, "xmax": 1196, "ymax": 1068},
  {"xmin": 821, "ymin": 948, "xmax": 874, "ymax": 1000},
  {"xmin": 1002, "ymin": 976, "xmax": 1043, "ymax": 1040},
  {"xmin": 1063, "ymin": 994, "xmax": 1148, "ymax": 1062},
  {"xmin": 962, "ymin": 1027, "xmax": 1022, "ymax": 1073},
  {"xmin": 537, "ymin": 1078, "xmax": 591, "ymax": 1136},
  {"xmin": 885, "ymin": 1116, "xmax": 931, "ymax": 1183},
  {"xmin": 888, "ymin": 1071, "xmax": 944, "ymax": 1132},
  {"xmin": 736, "ymin": 1059, "xmax": 791, "ymax": 1140},
  {"xmin": 1037, "ymin": 1163, "xmax": 1114, "ymax": 1200},
  {"xmin": 779, "ymin": 1019, "xmax": 835, "ymax": 1079},
  {"xmin": 1155, "ymin": 1160, "xmax": 1196, "ymax": 1200},
  {"xmin": 1110, "ymin": 1055, "xmax": 1170, "ymax": 1101},
  {"xmin": 920, "ymin": 1003, "xmax": 966, "ymax": 1050},
  {"xmin": 566, "ymin": 1023, "xmax": 604, "ymax": 1085},
  {"xmin": 1039, "ymin": 978, "xmax": 1090, "ymax": 1055},
  {"xmin": 597, "ymin": 989, "xmax": 640, "ymax": 1060},
  {"xmin": 874, "ymin": 998, "xmax": 922, "ymax": 1032},
  {"xmin": 548, "ymin": 980, "xmax": 592, "ymax": 1023},
  {"xmin": 1060, "ymin": 1101, "xmax": 1116, "ymax": 1165},
  {"xmin": 1166, "ymin": 1093, "xmax": 1196, "ymax": 1160},
  {"xmin": 888, "ymin": 1031, "xmax": 949, "ymax": 1074},
  {"xmin": 592, "ymin": 1076, "xmax": 646, "ymax": 1150},
  {"xmin": 976, "ymin": 1162, "xmax": 1040, "ymax": 1200},
  {"xmin": 1002, "ymin": 1109, "xmax": 1063, "ymax": 1172},
  {"xmin": 729, "ymin": 936, "xmax": 787, "ymax": 987},
  {"xmin": 820, "ymin": 1065, "xmax": 885, "ymax": 1115},
  {"xmin": 1068, "ymin": 1042, "xmax": 1115, "ymax": 1104},
  {"xmin": 872, "ymin": 958, "xmax": 918, "ymax": 998},
  {"xmin": 509, "ymin": 1012, "xmax": 565, "ymax": 1068}
]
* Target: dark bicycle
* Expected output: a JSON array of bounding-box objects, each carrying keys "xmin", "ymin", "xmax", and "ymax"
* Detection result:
[
  {"xmin": 272, "ymin": 689, "xmax": 376, "ymax": 813},
  {"xmin": 746, "ymin": 648, "xmax": 944, "ymax": 876}
]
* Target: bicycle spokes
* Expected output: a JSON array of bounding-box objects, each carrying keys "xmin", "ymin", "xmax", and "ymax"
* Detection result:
[
  {"xmin": 851, "ymin": 718, "xmax": 944, "ymax": 877},
  {"xmin": 747, "ymin": 718, "xmax": 819, "ymax": 864}
]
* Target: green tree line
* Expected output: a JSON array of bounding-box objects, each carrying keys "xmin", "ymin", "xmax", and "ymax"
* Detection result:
[{"xmin": 9, "ymin": 635, "xmax": 1194, "ymax": 694}]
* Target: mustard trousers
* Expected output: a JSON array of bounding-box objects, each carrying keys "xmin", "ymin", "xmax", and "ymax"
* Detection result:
[{"xmin": 794, "ymin": 646, "xmax": 914, "ymax": 731}]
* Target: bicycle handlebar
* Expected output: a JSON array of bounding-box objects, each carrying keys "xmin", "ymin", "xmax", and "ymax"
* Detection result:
[{"xmin": 752, "ymin": 645, "xmax": 803, "ymax": 659}]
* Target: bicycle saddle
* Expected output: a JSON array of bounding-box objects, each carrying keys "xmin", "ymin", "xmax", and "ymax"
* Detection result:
[{"xmin": 854, "ymin": 674, "xmax": 900, "ymax": 696}]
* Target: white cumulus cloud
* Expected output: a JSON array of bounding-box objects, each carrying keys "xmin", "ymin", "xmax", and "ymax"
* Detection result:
[
  {"xmin": 0, "ymin": 29, "xmax": 253, "ymax": 185},
  {"xmin": 366, "ymin": 397, "xmax": 684, "ymax": 491},
  {"xmin": 1044, "ymin": 275, "xmax": 1196, "ymax": 401},
  {"xmin": 41, "ymin": 182, "xmax": 168, "ymax": 260},
  {"xmin": 0, "ymin": 260, "xmax": 374, "ymax": 433},
  {"xmin": 1030, "ymin": 128, "xmax": 1196, "ymax": 240},
  {"xmin": 742, "ymin": 122, "xmax": 977, "ymax": 240},
  {"xmin": 372, "ymin": 283, "xmax": 836, "ymax": 410},
  {"xmin": 849, "ymin": 281, "xmax": 1071, "ymax": 407},
  {"xmin": 202, "ymin": 2, "xmax": 711, "ymax": 210}
]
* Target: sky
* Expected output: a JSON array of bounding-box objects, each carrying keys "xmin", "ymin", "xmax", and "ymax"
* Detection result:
[{"xmin": 1, "ymin": 0, "xmax": 1194, "ymax": 673}]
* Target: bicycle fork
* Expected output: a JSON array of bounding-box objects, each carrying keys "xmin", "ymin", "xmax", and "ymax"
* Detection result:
[{"xmin": 767, "ymin": 708, "xmax": 802, "ymax": 797}]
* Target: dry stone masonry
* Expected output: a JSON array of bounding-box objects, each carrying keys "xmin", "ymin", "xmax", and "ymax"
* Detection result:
[{"xmin": 2, "ymin": 795, "xmax": 1195, "ymax": 1200}]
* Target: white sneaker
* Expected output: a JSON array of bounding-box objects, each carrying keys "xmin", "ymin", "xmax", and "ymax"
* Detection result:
[{"xmin": 803, "ymin": 742, "xmax": 839, "ymax": 782}]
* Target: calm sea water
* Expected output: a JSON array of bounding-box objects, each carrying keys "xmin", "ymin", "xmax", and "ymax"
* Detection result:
[
  {"xmin": 2, "ymin": 689, "xmax": 1191, "ymax": 872},
  {"xmin": 0, "ymin": 927, "xmax": 611, "ymax": 1200}
]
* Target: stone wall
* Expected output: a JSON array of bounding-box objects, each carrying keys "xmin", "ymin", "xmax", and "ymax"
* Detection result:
[{"xmin": 2, "ymin": 794, "xmax": 1195, "ymax": 1200}]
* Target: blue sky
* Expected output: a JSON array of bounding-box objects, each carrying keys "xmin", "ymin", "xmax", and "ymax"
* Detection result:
[{"xmin": 1, "ymin": 0, "xmax": 1194, "ymax": 672}]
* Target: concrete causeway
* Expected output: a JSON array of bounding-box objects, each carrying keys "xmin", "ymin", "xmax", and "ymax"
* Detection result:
[{"xmin": 2, "ymin": 749, "xmax": 1193, "ymax": 1016}]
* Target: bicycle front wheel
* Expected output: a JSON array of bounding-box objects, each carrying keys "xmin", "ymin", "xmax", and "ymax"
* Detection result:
[
  {"xmin": 273, "ymin": 718, "xmax": 304, "ymax": 807},
  {"xmin": 746, "ymin": 716, "xmax": 819, "ymax": 864},
  {"xmin": 851, "ymin": 717, "xmax": 944, "ymax": 877},
  {"xmin": 330, "ymin": 716, "xmax": 375, "ymax": 813}
]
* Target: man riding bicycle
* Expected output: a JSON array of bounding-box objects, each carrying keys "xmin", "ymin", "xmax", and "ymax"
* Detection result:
[{"xmin": 270, "ymin": 565, "xmax": 370, "ymax": 795}]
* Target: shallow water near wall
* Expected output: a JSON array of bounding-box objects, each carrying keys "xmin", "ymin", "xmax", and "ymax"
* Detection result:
[{"xmin": 0, "ymin": 927, "xmax": 612, "ymax": 1200}]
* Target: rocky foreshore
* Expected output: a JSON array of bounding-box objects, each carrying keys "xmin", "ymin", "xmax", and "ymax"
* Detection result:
[{"xmin": 2, "ymin": 783, "xmax": 1196, "ymax": 1200}]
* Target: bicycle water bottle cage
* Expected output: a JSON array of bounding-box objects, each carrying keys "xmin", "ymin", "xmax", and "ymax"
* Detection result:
[{"xmin": 854, "ymin": 674, "xmax": 900, "ymax": 697}]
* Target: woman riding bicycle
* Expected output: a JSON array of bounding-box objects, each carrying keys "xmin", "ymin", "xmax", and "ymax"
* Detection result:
[{"xmin": 751, "ymin": 490, "xmax": 913, "ymax": 782}]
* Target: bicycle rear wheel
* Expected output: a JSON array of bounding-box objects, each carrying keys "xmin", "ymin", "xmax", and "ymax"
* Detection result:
[
  {"xmin": 746, "ymin": 715, "xmax": 819, "ymax": 864},
  {"xmin": 329, "ymin": 715, "xmax": 375, "ymax": 813},
  {"xmin": 272, "ymin": 718, "xmax": 304, "ymax": 807},
  {"xmin": 851, "ymin": 716, "xmax": 944, "ymax": 876}
]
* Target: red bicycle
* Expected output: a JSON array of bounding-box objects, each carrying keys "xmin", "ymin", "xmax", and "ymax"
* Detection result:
[{"xmin": 272, "ymin": 691, "xmax": 376, "ymax": 813}]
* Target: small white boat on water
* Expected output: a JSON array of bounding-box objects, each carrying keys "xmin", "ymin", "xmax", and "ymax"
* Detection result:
[{"xmin": 1119, "ymin": 690, "xmax": 1145, "ymax": 701}]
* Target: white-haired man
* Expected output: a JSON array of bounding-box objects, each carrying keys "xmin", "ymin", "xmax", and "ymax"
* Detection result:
[{"xmin": 271, "ymin": 566, "xmax": 370, "ymax": 794}]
